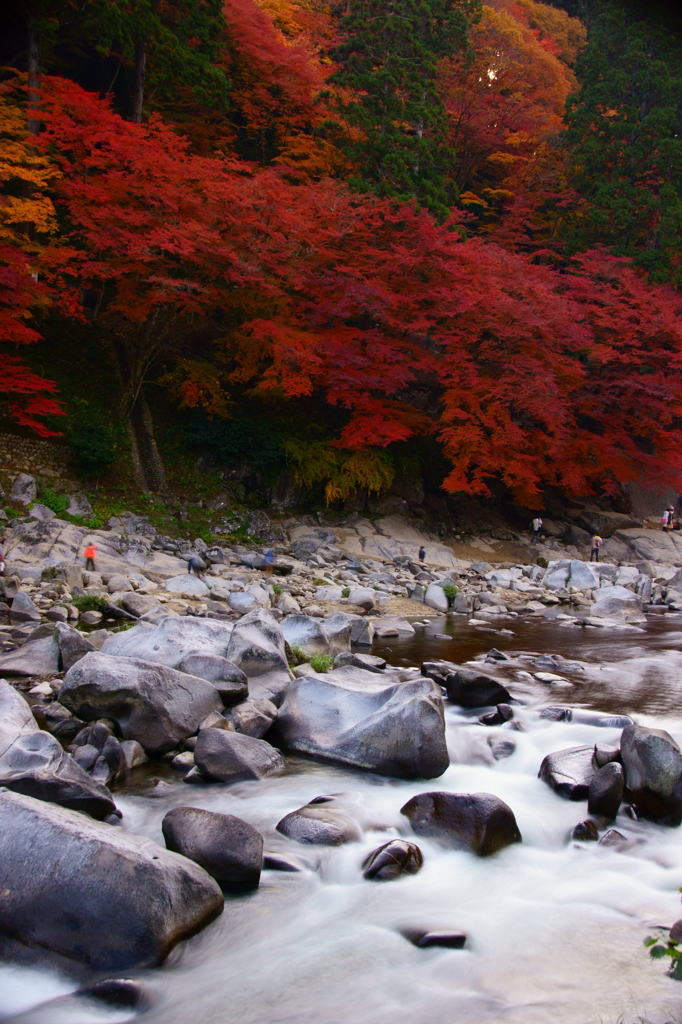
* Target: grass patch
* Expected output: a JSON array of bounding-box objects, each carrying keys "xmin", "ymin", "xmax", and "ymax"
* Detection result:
[
  {"xmin": 341, "ymin": 586, "xmax": 350, "ymax": 598},
  {"xmin": 309, "ymin": 652, "xmax": 333, "ymax": 673},
  {"xmin": 271, "ymin": 583, "xmax": 282, "ymax": 596},
  {"xmin": 313, "ymin": 577, "xmax": 327, "ymax": 586},
  {"xmin": 71, "ymin": 594, "xmax": 108, "ymax": 612}
]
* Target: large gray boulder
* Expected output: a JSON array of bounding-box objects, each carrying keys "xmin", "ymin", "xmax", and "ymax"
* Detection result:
[
  {"xmin": 101, "ymin": 616, "xmax": 233, "ymax": 668},
  {"xmin": 542, "ymin": 560, "xmax": 600, "ymax": 591},
  {"xmin": 226, "ymin": 609, "xmax": 289, "ymax": 678},
  {"xmin": 401, "ymin": 791, "xmax": 522, "ymax": 856},
  {"xmin": 193, "ymin": 728, "xmax": 284, "ymax": 783},
  {"xmin": 9, "ymin": 473, "xmax": 37, "ymax": 505},
  {"xmin": 10, "ymin": 592, "xmax": 41, "ymax": 623},
  {"xmin": 277, "ymin": 669, "xmax": 448, "ymax": 779},
  {"xmin": 60, "ymin": 652, "xmax": 222, "ymax": 753},
  {"xmin": 424, "ymin": 583, "xmax": 449, "ymax": 613},
  {"xmin": 55, "ymin": 622, "xmax": 96, "ymax": 671},
  {"xmin": 0, "ymin": 681, "xmax": 115, "ymax": 819},
  {"xmin": 590, "ymin": 585, "xmax": 644, "ymax": 623},
  {"xmin": 588, "ymin": 762, "xmax": 624, "ymax": 819},
  {"xmin": 444, "ymin": 668, "xmax": 512, "ymax": 708},
  {"xmin": 0, "ymin": 633, "xmax": 60, "ymax": 676},
  {"xmin": 0, "ymin": 789, "xmax": 223, "ymax": 969},
  {"xmin": 620, "ymin": 724, "xmax": 682, "ymax": 825},
  {"xmin": 281, "ymin": 615, "xmax": 331, "ymax": 656},
  {"xmin": 162, "ymin": 806, "xmax": 263, "ymax": 887},
  {"xmin": 538, "ymin": 746, "xmax": 596, "ymax": 800}
]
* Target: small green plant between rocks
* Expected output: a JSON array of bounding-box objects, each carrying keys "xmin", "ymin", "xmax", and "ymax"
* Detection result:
[
  {"xmin": 341, "ymin": 586, "xmax": 350, "ymax": 598},
  {"xmin": 71, "ymin": 594, "xmax": 108, "ymax": 613},
  {"xmin": 309, "ymin": 653, "xmax": 333, "ymax": 673},
  {"xmin": 645, "ymin": 919, "xmax": 682, "ymax": 980},
  {"xmin": 271, "ymin": 583, "xmax": 282, "ymax": 596},
  {"xmin": 442, "ymin": 583, "xmax": 458, "ymax": 604}
]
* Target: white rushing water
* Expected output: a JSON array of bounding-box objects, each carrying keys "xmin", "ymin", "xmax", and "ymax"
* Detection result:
[{"xmin": 4, "ymin": 619, "xmax": 682, "ymax": 1024}]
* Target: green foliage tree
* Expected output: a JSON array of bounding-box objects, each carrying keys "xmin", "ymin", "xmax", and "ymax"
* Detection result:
[
  {"xmin": 564, "ymin": 2, "xmax": 682, "ymax": 282},
  {"xmin": 329, "ymin": 0, "xmax": 481, "ymax": 218}
]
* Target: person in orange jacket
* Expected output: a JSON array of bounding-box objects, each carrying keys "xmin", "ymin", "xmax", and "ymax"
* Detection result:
[{"xmin": 84, "ymin": 543, "xmax": 96, "ymax": 571}]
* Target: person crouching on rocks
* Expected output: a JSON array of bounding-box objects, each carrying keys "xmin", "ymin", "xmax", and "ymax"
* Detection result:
[
  {"xmin": 590, "ymin": 534, "xmax": 602, "ymax": 562},
  {"xmin": 187, "ymin": 554, "xmax": 205, "ymax": 578},
  {"xmin": 84, "ymin": 543, "xmax": 96, "ymax": 571}
]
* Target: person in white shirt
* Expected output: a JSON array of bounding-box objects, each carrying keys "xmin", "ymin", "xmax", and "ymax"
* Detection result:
[{"xmin": 531, "ymin": 517, "xmax": 543, "ymax": 542}]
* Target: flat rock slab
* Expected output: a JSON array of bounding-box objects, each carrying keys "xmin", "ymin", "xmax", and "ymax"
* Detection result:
[
  {"xmin": 101, "ymin": 617, "xmax": 234, "ymax": 669},
  {"xmin": 0, "ymin": 634, "xmax": 60, "ymax": 676},
  {"xmin": 165, "ymin": 574, "xmax": 210, "ymax": 596},
  {"xmin": 0, "ymin": 789, "xmax": 223, "ymax": 970}
]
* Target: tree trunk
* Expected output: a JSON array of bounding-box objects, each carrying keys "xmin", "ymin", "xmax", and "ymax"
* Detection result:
[
  {"xmin": 27, "ymin": 23, "xmax": 41, "ymax": 136},
  {"xmin": 131, "ymin": 39, "xmax": 146, "ymax": 124},
  {"xmin": 113, "ymin": 340, "xmax": 168, "ymax": 494}
]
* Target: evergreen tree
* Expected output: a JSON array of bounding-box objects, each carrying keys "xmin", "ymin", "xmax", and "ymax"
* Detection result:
[
  {"xmin": 564, "ymin": 2, "xmax": 682, "ymax": 282},
  {"xmin": 329, "ymin": 0, "xmax": 481, "ymax": 219}
]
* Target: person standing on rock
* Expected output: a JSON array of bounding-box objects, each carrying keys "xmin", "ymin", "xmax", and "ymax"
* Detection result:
[
  {"xmin": 418, "ymin": 545, "xmax": 426, "ymax": 563},
  {"xmin": 187, "ymin": 554, "xmax": 205, "ymax": 578},
  {"xmin": 531, "ymin": 517, "xmax": 543, "ymax": 542},
  {"xmin": 590, "ymin": 534, "xmax": 602, "ymax": 563},
  {"xmin": 84, "ymin": 543, "xmax": 96, "ymax": 571},
  {"xmin": 263, "ymin": 549, "xmax": 275, "ymax": 576},
  {"xmin": 662, "ymin": 506, "xmax": 675, "ymax": 532}
]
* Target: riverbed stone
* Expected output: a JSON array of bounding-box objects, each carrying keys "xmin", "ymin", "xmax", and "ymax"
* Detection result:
[
  {"xmin": 333, "ymin": 651, "xmax": 387, "ymax": 673},
  {"xmin": 0, "ymin": 788, "xmax": 223, "ymax": 970},
  {"xmin": 401, "ymin": 791, "xmax": 522, "ymax": 856},
  {"xmin": 10, "ymin": 592, "xmax": 41, "ymax": 623},
  {"xmin": 620, "ymin": 724, "xmax": 682, "ymax": 826},
  {"xmin": 542, "ymin": 560, "xmax": 600, "ymax": 591},
  {"xmin": 226, "ymin": 608, "xmax": 289, "ymax": 678},
  {"xmin": 55, "ymin": 621, "xmax": 96, "ymax": 671},
  {"xmin": 193, "ymin": 727, "xmax": 283, "ymax": 783},
  {"xmin": 9, "ymin": 473, "xmax": 37, "ymax": 505},
  {"xmin": 444, "ymin": 668, "xmax": 512, "ymax": 708},
  {"xmin": 424, "ymin": 583, "xmax": 449, "ymax": 613},
  {"xmin": 538, "ymin": 745, "xmax": 596, "ymax": 800},
  {"xmin": 572, "ymin": 819, "xmax": 599, "ymax": 841},
  {"xmin": 60, "ymin": 651, "xmax": 222, "ymax": 754},
  {"xmin": 162, "ymin": 806, "xmax": 263, "ymax": 887},
  {"xmin": 101, "ymin": 616, "xmax": 233, "ymax": 668},
  {"xmin": 588, "ymin": 762, "xmax": 624, "ymax": 819},
  {"xmin": 281, "ymin": 614, "xmax": 331, "ymax": 656},
  {"xmin": 276, "ymin": 799, "xmax": 362, "ymax": 845},
  {"xmin": 224, "ymin": 698, "xmax": 277, "ymax": 738},
  {"xmin": 362, "ymin": 839, "xmax": 423, "ymax": 880},
  {"xmin": 0, "ymin": 633, "xmax": 60, "ymax": 676},
  {"xmin": 277, "ymin": 670, "xmax": 448, "ymax": 779},
  {"xmin": 347, "ymin": 587, "xmax": 377, "ymax": 611}
]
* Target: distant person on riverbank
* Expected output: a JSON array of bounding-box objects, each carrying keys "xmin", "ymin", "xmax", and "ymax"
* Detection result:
[
  {"xmin": 531, "ymin": 517, "xmax": 543, "ymax": 542},
  {"xmin": 84, "ymin": 543, "xmax": 96, "ymax": 571},
  {"xmin": 418, "ymin": 545, "xmax": 426, "ymax": 562},
  {"xmin": 187, "ymin": 554, "xmax": 205, "ymax": 578},
  {"xmin": 662, "ymin": 506, "xmax": 675, "ymax": 532},
  {"xmin": 263, "ymin": 549, "xmax": 275, "ymax": 576},
  {"xmin": 0, "ymin": 549, "xmax": 5, "ymax": 575},
  {"xmin": 590, "ymin": 534, "xmax": 602, "ymax": 562}
]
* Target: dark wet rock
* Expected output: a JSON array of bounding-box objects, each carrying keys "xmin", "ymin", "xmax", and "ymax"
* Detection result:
[
  {"xmin": 535, "ymin": 655, "xmax": 560, "ymax": 671},
  {"xmin": 486, "ymin": 649, "xmax": 509, "ymax": 662},
  {"xmin": 262, "ymin": 853, "xmax": 310, "ymax": 872},
  {"xmin": 0, "ymin": 788, "xmax": 223, "ymax": 970},
  {"xmin": 479, "ymin": 704, "xmax": 514, "ymax": 727},
  {"xmin": 162, "ymin": 806, "xmax": 263, "ymax": 887},
  {"xmin": 598, "ymin": 828, "xmax": 629, "ymax": 849},
  {"xmin": 224, "ymin": 697, "xmax": 277, "ymax": 738},
  {"xmin": 593, "ymin": 744, "xmax": 621, "ymax": 768},
  {"xmin": 538, "ymin": 746, "xmax": 596, "ymax": 800},
  {"xmin": 362, "ymin": 839, "xmax": 423, "ymax": 881},
  {"xmin": 276, "ymin": 799, "xmax": 361, "ymax": 845},
  {"xmin": 588, "ymin": 762, "xmax": 624, "ymax": 819},
  {"xmin": 277, "ymin": 670, "xmax": 448, "ymax": 779},
  {"xmin": 620, "ymin": 724, "xmax": 682, "ymax": 826},
  {"xmin": 226, "ymin": 608, "xmax": 289, "ymax": 678},
  {"xmin": 487, "ymin": 737, "xmax": 516, "ymax": 760},
  {"xmin": 60, "ymin": 651, "xmax": 222, "ymax": 754},
  {"xmin": 444, "ymin": 669, "xmax": 512, "ymax": 709},
  {"xmin": 43, "ymin": 702, "xmax": 83, "ymax": 740},
  {"xmin": 403, "ymin": 930, "xmax": 467, "ymax": 949},
  {"xmin": 55, "ymin": 622, "xmax": 96, "ymax": 671},
  {"xmin": 171, "ymin": 751, "xmax": 195, "ymax": 772},
  {"xmin": 572, "ymin": 819, "xmax": 599, "ymax": 841},
  {"xmin": 539, "ymin": 707, "xmax": 632, "ymax": 728},
  {"xmin": 401, "ymin": 791, "xmax": 521, "ymax": 857},
  {"xmin": 333, "ymin": 652, "xmax": 387, "ymax": 673},
  {"xmin": 669, "ymin": 920, "xmax": 682, "ymax": 943},
  {"xmin": 421, "ymin": 660, "xmax": 458, "ymax": 688},
  {"xmin": 0, "ymin": 634, "xmax": 60, "ymax": 676},
  {"xmin": 76, "ymin": 979, "xmax": 151, "ymax": 1011},
  {"xmin": 193, "ymin": 727, "xmax": 283, "ymax": 783}
]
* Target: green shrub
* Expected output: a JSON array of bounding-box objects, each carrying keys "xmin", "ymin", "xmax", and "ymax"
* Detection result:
[
  {"xmin": 40, "ymin": 488, "xmax": 69, "ymax": 516},
  {"xmin": 68, "ymin": 413, "xmax": 119, "ymax": 475},
  {"xmin": 309, "ymin": 652, "xmax": 333, "ymax": 673},
  {"xmin": 442, "ymin": 583, "xmax": 458, "ymax": 603},
  {"xmin": 271, "ymin": 583, "xmax": 282, "ymax": 596},
  {"xmin": 72, "ymin": 594, "xmax": 108, "ymax": 612},
  {"xmin": 341, "ymin": 586, "xmax": 350, "ymax": 598},
  {"xmin": 536, "ymin": 556, "xmax": 549, "ymax": 568}
]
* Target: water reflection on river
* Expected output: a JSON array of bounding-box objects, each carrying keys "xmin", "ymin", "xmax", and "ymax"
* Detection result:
[{"xmin": 3, "ymin": 613, "xmax": 682, "ymax": 1024}]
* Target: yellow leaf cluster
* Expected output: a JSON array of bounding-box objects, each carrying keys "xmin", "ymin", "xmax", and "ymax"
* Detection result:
[
  {"xmin": 283, "ymin": 439, "xmax": 395, "ymax": 503},
  {"xmin": 0, "ymin": 86, "xmax": 59, "ymax": 246}
]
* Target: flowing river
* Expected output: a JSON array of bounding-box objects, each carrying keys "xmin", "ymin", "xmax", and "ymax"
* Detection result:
[{"xmin": 4, "ymin": 613, "xmax": 682, "ymax": 1024}]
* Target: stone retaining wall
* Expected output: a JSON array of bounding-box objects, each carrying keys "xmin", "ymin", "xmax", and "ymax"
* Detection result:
[{"xmin": 0, "ymin": 432, "xmax": 76, "ymax": 486}]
